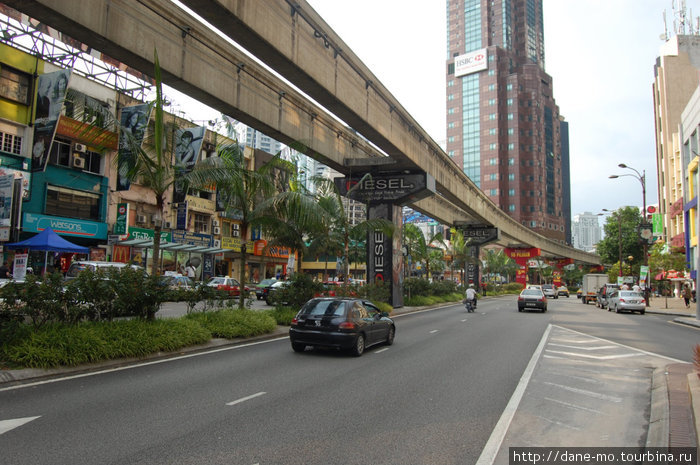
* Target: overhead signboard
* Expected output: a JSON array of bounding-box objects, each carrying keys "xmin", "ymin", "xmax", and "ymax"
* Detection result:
[
  {"xmin": 454, "ymin": 223, "xmax": 500, "ymax": 246},
  {"xmin": 334, "ymin": 172, "xmax": 435, "ymax": 205},
  {"xmin": 454, "ymin": 48, "xmax": 488, "ymax": 77}
]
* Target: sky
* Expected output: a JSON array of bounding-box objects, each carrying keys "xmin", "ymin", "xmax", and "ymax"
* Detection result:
[{"xmin": 302, "ymin": 0, "xmax": 700, "ymax": 220}]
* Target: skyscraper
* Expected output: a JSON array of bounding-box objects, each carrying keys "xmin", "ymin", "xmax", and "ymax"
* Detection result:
[{"xmin": 445, "ymin": 0, "xmax": 568, "ymax": 242}]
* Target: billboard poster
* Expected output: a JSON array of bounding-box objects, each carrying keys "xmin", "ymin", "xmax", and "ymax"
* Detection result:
[
  {"xmin": 173, "ymin": 126, "xmax": 205, "ymax": 203},
  {"xmin": 32, "ymin": 68, "xmax": 72, "ymax": 173},
  {"xmin": 113, "ymin": 203, "xmax": 129, "ymax": 235},
  {"xmin": 116, "ymin": 104, "xmax": 151, "ymax": 191},
  {"xmin": 12, "ymin": 253, "xmax": 28, "ymax": 281},
  {"xmin": 454, "ymin": 48, "xmax": 488, "ymax": 77},
  {"xmin": 0, "ymin": 174, "xmax": 14, "ymax": 228}
]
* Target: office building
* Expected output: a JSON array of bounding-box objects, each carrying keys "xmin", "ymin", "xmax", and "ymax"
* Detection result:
[
  {"xmin": 445, "ymin": 0, "xmax": 567, "ymax": 242},
  {"xmin": 571, "ymin": 212, "xmax": 602, "ymax": 253}
]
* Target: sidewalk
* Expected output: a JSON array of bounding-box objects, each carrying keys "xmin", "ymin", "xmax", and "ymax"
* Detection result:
[{"xmin": 645, "ymin": 295, "xmax": 700, "ymax": 328}]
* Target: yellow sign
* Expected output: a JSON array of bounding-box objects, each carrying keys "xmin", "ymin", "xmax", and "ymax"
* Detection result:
[{"xmin": 222, "ymin": 236, "xmax": 242, "ymax": 252}]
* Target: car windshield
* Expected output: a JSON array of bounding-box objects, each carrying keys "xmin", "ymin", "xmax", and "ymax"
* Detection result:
[
  {"xmin": 208, "ymin": 278, "xmax": 225, "ymax": 285},
  {"xmin": 300, "ymin": 300, "xmax": 347, "ymax": 316}
]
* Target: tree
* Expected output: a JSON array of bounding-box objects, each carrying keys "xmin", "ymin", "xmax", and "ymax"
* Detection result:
[
  {"xmin": 186, "ymin": 143, "xmax": 285, "ymax": 309},
  {"xmin": 482, "ymin": 248, "xmax": 516, "ymax": 283},
  {"xmin": 596, "ymin": 206, "xmax": 644, "ymax": 268},
  {"xmin": 403, "ymin": 224, "xmax": 445, "ymax": 280},
  {"xmin": 447, "ymin": 229, "xmax": 469, "ymax": 284}
]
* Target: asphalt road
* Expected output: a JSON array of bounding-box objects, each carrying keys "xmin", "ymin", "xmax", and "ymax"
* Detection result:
[{"xmin": 1, "ymin": 296, "xmax": 696, "ymax": 465}]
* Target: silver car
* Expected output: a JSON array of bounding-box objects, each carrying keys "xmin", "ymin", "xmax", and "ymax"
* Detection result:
[{"xmin": 607, "ymin": 290, "xmax": 646, "ymax": 314}]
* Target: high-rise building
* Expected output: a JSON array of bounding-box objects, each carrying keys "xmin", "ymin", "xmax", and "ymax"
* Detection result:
[
  {"xmin": 571, "ymin": 212, "xmax": 602, "ymax": 253},
  {"xmin": 653, "ymin": 34, "xmax": 700, "ymax": 251},
  {"xmin": 445, "ymin": 0, "xmax": 567, "ymax": 242}
]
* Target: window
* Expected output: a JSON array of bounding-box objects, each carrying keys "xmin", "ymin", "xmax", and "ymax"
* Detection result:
[
  {"xmin": 82, "ymin": 149, "xmax": 102, "ymax": 174},
  {"xmin": 45, "ymin": 185, "xmax": 100, "ymax": 220},
  {"xmin": 488, "ymin": 98, "xmax": 496, "ymax": 105},
  {"xmin": 193, "ymin": 213, "xmax": 210, "ymax": 233},
  {"xmin": 508, "ymin": 143, "xmax": 515, "ymax": 150},
  {"xmin": 489, "ymin": 128, "xmax": 497, "ymax": 135},
  {"xmin": 489, "ymin": 143, "xmax": 497, "ymax": 150},
  {"xmin": 0, "ymin": 131, "xmax": 22, "ymax": 155},
  {"xmin": 507, "ymin": 113, "xmax": 514, "ymax": 120},
  {"xmin": 48, "ymin": 138, "xmax": 72, "ymax": 167},
  {"xmin": 448, "ymin": 122, "xmax": 455, "ymax": 129},
  {"xmin": 509, "ymin": 189, "xmax": 515, "ymax": 196},
  {"xmin": 0, "ymin": 66, "xmax": 30, "ymax": 104},
  {"xmin": 509, "ymin": 204, "xmax": 515, "ymax": 211}
]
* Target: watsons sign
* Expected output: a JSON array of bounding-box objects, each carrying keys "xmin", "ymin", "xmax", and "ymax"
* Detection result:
[
  {"xmin": 454, "ymin": 48, "xmax": 488, "ymax": 77},
  {"xmin": 23, "ymin": 213, "xmax": 108, "ymax": 239}
]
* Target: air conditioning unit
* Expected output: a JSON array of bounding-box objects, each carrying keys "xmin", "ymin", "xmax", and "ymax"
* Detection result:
[
  {"xmin": 136, "ymin": 214, "xmax": 147, "ymax": 223},
  {"xmin": 213, "ymin": 239, "xmax": 221, "ymax": 248},
  {"xmin": 232, "ymin": 223, "xmax": 240, "ymax": 230},
  {"xmin": 74, "ymin": 143, "xmax": 87, "ymax": 153},
  {"xmin": 232, "ymin": 230, "xmax": 240, "ymax": 237},
  {"xmin": 150, "ymin": 214, "xmax": 159, "ymax": 223},
  {"xmin": 212, "ymin": 219, "xmax": 220, "ymax": 228},
  {"xmin": 213, "ymin": 226, "xmax": 221, "ymax": 235},
  {"xmin": 73, "ymin": 155, "xmax": 85, "ymax": 169},
  {"xmin": 163, "ymin": 221, "xmax": 172, "ymax": 229}
]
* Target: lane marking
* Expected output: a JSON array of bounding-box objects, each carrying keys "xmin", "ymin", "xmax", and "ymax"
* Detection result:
[
  {"xmin": 535, "ymin": 414, "xmax": 581, "ymax": 430},
  {"xmin": 544, "ymin": 397, "xmax": 603, "ymax": 414},
  {"xmin": 548, "ymin": 343, "xmax": 617, "ymax": 351},
  {"xmin": 545, "ymin": 349, "xmax": 643, "ymax": 360},
  {"xmin": 226, "ymin": 392, "xmax": 266, "ymax": 406},
  {"xmin": 375, "ymin": 348, "xmax": 389, "ymax": 354},
  {"xmin": 475, "ymin": 324, "xmax": 552, "ymax": 465},
  {"xmin": 429, "ymin": 330, "xmax": 439, "ymax": 334},
  {"xmin": 541, "ymin": 381, "xmax": 622, "ymax": 402},
  {"xmin": 0, "ymin": 416, "xmax": 41, "ymax": 435},
  {"xmin": 0, "ymin": 337, "xmax": 288, "ymax": 392}
]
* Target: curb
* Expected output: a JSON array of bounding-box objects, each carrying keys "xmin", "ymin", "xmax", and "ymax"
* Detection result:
[{"xmin": 647, "ymin": 367, "xmax": 670, "ymax": 447}]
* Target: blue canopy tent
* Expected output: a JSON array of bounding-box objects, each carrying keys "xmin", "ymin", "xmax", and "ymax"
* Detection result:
[{"xmin": 5, "ymin": 227, "xmax": 89, "ymax": 275}]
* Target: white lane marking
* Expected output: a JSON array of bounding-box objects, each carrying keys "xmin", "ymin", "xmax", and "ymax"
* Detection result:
[
  {"xmin": 375, "ymin": 348, "xmax": 389, "ymax": 354},
  {"xmin": 475, "ymin": 324, "xmax": 552, "ymax": 465},
  {"xmin": 0, "ymin": 337, "xmax": 288, "ymax": 392},
  {"xmin": 226, "ymin": 392, "xmax": 266, "ymax": 406},
  {"xmin": 461, "ymin": 319, "xmax": 468, "ymax": 322},
  {"xmin": 544, "ymin": 397, "xmax": 603, "ymax": 414},
  {"xmin": 429, "ymin": 330, "xmax": 439, "ymax": 334},
  {"xmin": 545, "ymin": 349, "xmax": 643, "ymax": 360},
  {"xmin": 0, "ymin": 416, "xmax": 41, "ymax": 435},
  {"xmin": 551, "ymin": 325, "xmax": 687, "ymax": 363},
  {"xmin": 548, "ymin": 343, "xmax": 617, "ymax": 350},
  {"xmin": 534, "ymin": 415, "xmax": 581, "ymax": 430},
  {"xmin": 541, "ymin": 381, "xmax": 622, "ymax": 402}
]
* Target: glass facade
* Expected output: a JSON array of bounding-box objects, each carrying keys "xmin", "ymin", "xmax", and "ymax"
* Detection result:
[{"xmin": 462, "ymin": 73, "xmax": 481, "ymax": 186}]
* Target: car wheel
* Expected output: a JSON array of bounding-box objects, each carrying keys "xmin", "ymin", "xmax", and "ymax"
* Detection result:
[
  {"xmin": 291, "ymin": 342, "xmax": 306, "ymax": 352},
  {"xmin": 615, "ymin": 306, "xmax": 620, "ymax": 313},
  {"xmin": 542, "ymin": 306, "xmax": 547, "ymax": 312},
  {"xmin": 351, "ymin": 334, "xmax": 365, "ymax": 356},
  {"xmin": 640, "ymin": 310, "xmax": 645, "ymax": 315},
  {"xmin": 385, "ymin": 326, "xmax": 395, "ymax": 345},
  {"xmin": 518, "ymin": 307, "xmax": 522, "ymax": 312}
]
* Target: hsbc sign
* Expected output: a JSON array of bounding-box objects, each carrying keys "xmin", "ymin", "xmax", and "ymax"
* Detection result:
[{"xmin": 455, "ymin": 48, "xmax": 488, "ymax": 77}]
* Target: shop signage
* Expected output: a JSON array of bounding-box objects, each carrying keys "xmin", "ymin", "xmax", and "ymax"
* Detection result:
[
  {"xmin": 23, "ymin": 212, "xmax": 108, "ymax": 239},
  {"xmin": 222, "ymin": 236, "xmax": 242, "ymax": 252},
  {"xmin": 171, "ymin": 230, "xmax": 212, "ymax": 247},
  {"xmin": 114, "ymin": 202, "xmax": 129, "ymax": 235},
  {"xmin": 334, "ymin": 172, "xmax": 435, "ymax": 205},
  {"xmin": 127, "ymin": 227, "xmax": 170, "ymax": 242},
  {"xmin": 185, "ymin": 195, "xmax": 215, "ymax": 212},
  {"xmin": 505, "ymin": 247, "xmax": 541, "ymax": 261}
]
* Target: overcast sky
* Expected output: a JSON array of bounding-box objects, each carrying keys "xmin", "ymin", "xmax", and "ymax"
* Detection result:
[{"xmin": 304, "ymin": 0, "xmax": 699, "ymax": 219}]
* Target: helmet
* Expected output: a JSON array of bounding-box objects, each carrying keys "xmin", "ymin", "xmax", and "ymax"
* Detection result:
[{"xmin": 469, "ymin": 284, "xmax": 474, "ymax": 288}]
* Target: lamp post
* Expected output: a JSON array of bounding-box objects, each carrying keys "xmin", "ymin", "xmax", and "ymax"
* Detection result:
[{"xmin": 610, "ymin": 164, "xmax": 650, "ymax": 306}]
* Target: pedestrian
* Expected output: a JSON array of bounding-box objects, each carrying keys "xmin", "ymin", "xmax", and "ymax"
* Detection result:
[
  {"xmin": 185, "ymin": 263, "xmax": 196, "ymax": 280},
  {"xmin": 0, "ymin": 261, "xmax": 9, "ymax": 279},
  {"xmin": 682, "ymin": 284, "xmax": 692, "ymax": 308}
]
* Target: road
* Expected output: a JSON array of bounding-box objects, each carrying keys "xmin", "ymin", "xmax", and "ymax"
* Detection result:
[{"xmin": 1, "ymin": 296, "xmax": 696, "ymax": 465}]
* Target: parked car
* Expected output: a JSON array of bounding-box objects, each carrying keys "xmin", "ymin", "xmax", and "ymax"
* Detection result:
[
  {"xmin": 206, "ymin": 276, "xmax": 250, "ymax": 296},
  {"xmin": 517, "ymin": 288, "xmax": 547, "ymax": 312},
  {"xmin": 265, "ymin": 280, "xmax": 290, "ymax": 305},
  {"xmin": 160, "ymin": 274, "xmax": 195, "ymax": 290},
  {"xmin": 596, "ymin": 283, "xmax": 620, "ymax": 309},
  {"xmin": 253, "ymin": 278, "xmax": 276, "ymax": 300},
  {"xmin": 66, "ymin": 261, "xmax": 140, "ymax": 278},
  {"xmin": 557, "ymin": 286, "xmax": 570, "ymax": 297},
  {"xmin": 541, "ymin": 284, "xmax": 558, "ymax": 299},
  {"xmin": 289, "ymin": 297, "xmax": 395, "ymax": 356},
  {"xmin": 607, "ymin": 290, "xmax": 646, "ymax": 314}
]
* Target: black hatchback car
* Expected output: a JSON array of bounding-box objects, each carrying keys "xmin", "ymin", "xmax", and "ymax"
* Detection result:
[{"xmin": 289, "ymin": 297, "xmax": 395, "ymax": 356}]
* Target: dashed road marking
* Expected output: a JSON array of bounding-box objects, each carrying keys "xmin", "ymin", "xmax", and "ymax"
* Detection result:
[{"xmin": 226, "ymin": 392, "xmax": 266, "ymax": 406}]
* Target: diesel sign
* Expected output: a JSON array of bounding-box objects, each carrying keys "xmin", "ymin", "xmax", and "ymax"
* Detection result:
[{"xmin": 335, "ymin": 172, "xmax": 435, "ymax": 205}]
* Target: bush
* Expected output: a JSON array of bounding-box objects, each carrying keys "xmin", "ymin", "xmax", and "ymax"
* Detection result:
[
  {"xmin": 270, "ymin": 274, "xmax": 322, "ymax": 308},
  {"xmin": 185, "ymin": 308, "xmax": 276, "ymax": 338},
  {"xmin": 263, "ymin": 306, "xmax": 298, "ymax": 326},
  {"xmin": 1, "ymin": 318, "xmax": 212, "ymax": 369}
]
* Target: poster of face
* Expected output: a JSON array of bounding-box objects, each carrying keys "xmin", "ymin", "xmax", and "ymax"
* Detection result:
[
  {"xmin": 116, "ymin": 104, "xmax": 151, "ymax": 191},
  {"xmin": 32, "ymin": 68, "xmax": 72, "ymax": 173},
  {"xmin": 0, "ymin": 174, "xmax": 14, "ymax": 228},
  {"xmin": 173, "ymin": 126, "xmax": 205, "ymax": 203}
]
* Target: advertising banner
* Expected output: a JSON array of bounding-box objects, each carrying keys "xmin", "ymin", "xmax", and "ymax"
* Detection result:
[
  {"xmin": 32, "ymin": 69, "xmax": 72, "ymax": 173},
  {"xmin": 173, "ymin": 126, "xmax": 205, "ymax": 203},
  {"xmin": 117, "ymin": 104, "xmax": 151, "ymax": 191},
  {"xmin": 454, "ymin": 48, "xmax": 488, "ymax": 77},
  {"xmin": 113, "ymin": 203, "xmax": 129, "ymax": 235},
  {"xmin": 0, "ymin": 174, "xmax": 14, "ymax": 228},
  {"xmin": 12, "ymin": 253, "xmax": 27, "ymax": 281}
]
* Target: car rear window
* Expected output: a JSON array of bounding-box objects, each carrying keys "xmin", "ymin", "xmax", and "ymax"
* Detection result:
[
  {"xmin": 620, "ymin": 291, "xmax": 642, "ymax": 298},
  {"xmin": 522, "ymin": 289, "xmax": 542, "ymax": 296},
  {"xmin": 300, "ymin": 300, "xmax": 347, "ymax": 317}
]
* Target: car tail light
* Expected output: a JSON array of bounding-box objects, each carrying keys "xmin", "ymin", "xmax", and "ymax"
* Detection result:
[
  {"xmin": 339, "ymin": 321, "xmax": 356, "ymax": 330},
  {"xmin": 291, "ymin": 317, "xmax": 298, "ymax": 326}
]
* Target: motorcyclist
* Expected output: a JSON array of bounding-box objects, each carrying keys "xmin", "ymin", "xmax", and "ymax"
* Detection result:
[{"xmin": 465, "ymin": 284, "xmax": 477, "ymax": 311}]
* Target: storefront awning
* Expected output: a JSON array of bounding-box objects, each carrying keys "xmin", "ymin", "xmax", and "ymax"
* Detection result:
[{"xmin": 115, "ymin": 239, "xmax": 227, "ymax": 254}]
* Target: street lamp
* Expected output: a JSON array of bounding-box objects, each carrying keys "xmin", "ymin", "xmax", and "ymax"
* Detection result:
[{"xmin": 609, "ymin": 163, "xmax": 650, "ymax": 305}]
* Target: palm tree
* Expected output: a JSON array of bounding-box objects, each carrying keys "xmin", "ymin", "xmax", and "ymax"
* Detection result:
[
  {"xmin": 186, "ymin": 143, "xmax": 285, "ymax": 309},
  {"xmin": 403, "ymin": 223, "xmax": 445, "ymax": 280},
  {"xmin": 448, "ymin": 229, "xmax": 469, "ymax": 284}
]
